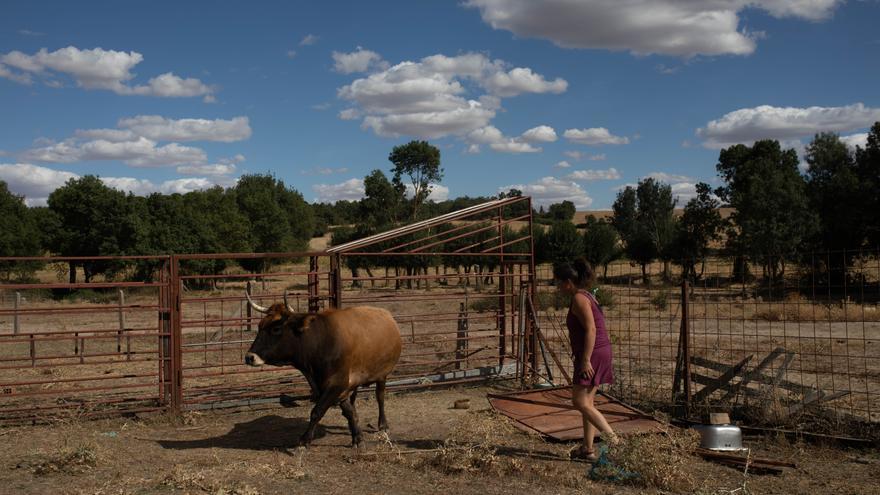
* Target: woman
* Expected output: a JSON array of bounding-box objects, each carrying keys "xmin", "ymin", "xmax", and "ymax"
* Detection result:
[{"xmin": 554, "ymin": 258, "xmax": 618, "ymax": 462}]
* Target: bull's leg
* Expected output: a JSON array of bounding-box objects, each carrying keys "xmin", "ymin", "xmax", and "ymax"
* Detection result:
[
  {"xmin": 375, "ymin": 380, "xmax": 389, "ymax": 432},
  {"xmin": 299, "ymin": 386, "xmax": 343, "ymax": 446},
  {"xmin": 339, "ymin": 389, "xmax": 363, "ymax": 448}
]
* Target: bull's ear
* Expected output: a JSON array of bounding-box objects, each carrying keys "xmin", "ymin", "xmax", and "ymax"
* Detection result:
[{"xmin": 295, "ymin": 314, "xmax": 317, "ymax": 333}]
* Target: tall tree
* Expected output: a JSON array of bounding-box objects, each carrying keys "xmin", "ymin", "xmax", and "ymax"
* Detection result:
[
  {"xmin": 47, "ymin": 176, "xmax": 142, "ymax": 283},
  {"xmin": 612, "ymin": 179, "xmax": 677, "ymax": 284},
  {"xmin": 537, "ymin": 221, "xmax": 584, "ymax": 265},
  {"xmin": 548, "ymin": 200, "xmax": 576, "ymax": 222},
  {"xmin": 674, "ymin": 183, "xmax": 725, "ymax": 280},
  {"xmin": 804, "ymin": 133, "xmax": 864, "ymax": 279},
  {"xmin": 716, "ymin": 140, "xmax": 817, "ymax": 281},
  {"xmin": 582, "ymin": 216, "xmax": 621, "ymax": 280},
  {"xmin": 388, "ymin": 140, "xmax": 443, "ymax": 220},
  {"xmin": 855, "ymin": 122, "xmax": 880, "ymax": 247},
  {"xmin": 234, "ymin": 174, "xmax": 315, "ymax": 272},
  {"xmin": 0, "ymin": 181, "xmax": 42, "ymax": 280},
  {"xmin": 361, "ymin": 169, "xmax": 406, "ymax": 228}
]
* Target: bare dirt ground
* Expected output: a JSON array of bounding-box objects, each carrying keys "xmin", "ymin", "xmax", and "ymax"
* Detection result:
[{"xmin": 1, "ymin": 384, "xmax": 878, "ymax": 495}]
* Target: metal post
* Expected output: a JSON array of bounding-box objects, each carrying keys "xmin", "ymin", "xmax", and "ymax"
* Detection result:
[
  {"xmin": 456, "ymin": 302, "xmax": 468, "ymax": 370},
  {"xmin": 330, "ymin": 254, "xmax": 342, "ymax": 309},
  {"xmin": 13, "ymin": 292, "xmax": 21, "ymax": 335},
  {"xmin": 169, "ymin": 255, "xmax": 182, "ymax": 412},
  {"xmin": 117, "ymin": 289, "xmax": 126, "ymax": 357},
  {"xmin": 245, "ymin": 281, "xmax": 253, "ymax": 332},
  {"xmin": 308, "ymin": 255, "xmax": 319, "ymax": 312},
  {"xmin": 681, "ymin": 279, "xmax": 692, "ymax": 414}
]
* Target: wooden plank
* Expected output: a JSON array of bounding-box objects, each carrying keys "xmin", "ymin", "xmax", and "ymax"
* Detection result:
[
  {"xmin": 788, "ymin": 390, "xmax": 850, "ymax": 415},
  {"xmin": 692, "ymin": 355, "xmax": 753, "ymax": 404},
  {"xmin": 720, "ymin": 347, "xmax": 786, "ymax": 402}
]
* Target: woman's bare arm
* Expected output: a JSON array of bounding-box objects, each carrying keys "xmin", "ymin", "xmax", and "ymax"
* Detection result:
[{"xmin": 572, "ymin": 293, "xmax": 596, "ymax": 376}]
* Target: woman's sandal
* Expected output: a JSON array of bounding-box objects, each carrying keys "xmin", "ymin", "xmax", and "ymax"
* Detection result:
[{"xmin": 569, "ymin": 446, "xmax": 600, "ymax": 462}]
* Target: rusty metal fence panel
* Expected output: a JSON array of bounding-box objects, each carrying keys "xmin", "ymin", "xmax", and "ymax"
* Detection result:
[
  {"xmin": 0, "ymin": 196, "xmax": 539, "ymax": 422},
  {"xmin": 535, "ymin": 249, "xmax": 880, "ymax": 439},
  {"xmin": 0, "ymin": 256, "xmax": 172, "ymax": 424}
]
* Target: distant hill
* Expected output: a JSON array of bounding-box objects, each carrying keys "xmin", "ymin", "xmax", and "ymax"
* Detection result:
[{"xmin": 574, "ymin": 207, "xmax": 734, "ymax": 225}]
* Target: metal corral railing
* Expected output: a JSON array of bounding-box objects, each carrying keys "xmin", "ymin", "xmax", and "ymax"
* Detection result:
[
  {"xmin": 0, "ymin": 255, "xmax": 173, "ymax": 424},
  {"xmin": 0, "ymin": 196, "xmax": 540, "ymax": 423},
  {"xmin": 534, "ymin": 249, "xmax": 880, "ymax": 439}
]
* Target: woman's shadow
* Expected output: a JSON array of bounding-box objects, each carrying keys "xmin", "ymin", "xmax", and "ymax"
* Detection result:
[{"xmin": 156, "ymin": 415, "xmax": 344, "ymax": 451}]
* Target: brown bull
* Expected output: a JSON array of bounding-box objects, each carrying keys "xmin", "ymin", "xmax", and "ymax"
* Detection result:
[{"xmin": 244, "ymin": 290, "xmax": 402, "ymax": 448}]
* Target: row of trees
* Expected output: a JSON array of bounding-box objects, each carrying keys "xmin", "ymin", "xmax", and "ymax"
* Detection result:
[{"xmin": 2, "ymin": 125, "xmax": 879, "ymax": 284}]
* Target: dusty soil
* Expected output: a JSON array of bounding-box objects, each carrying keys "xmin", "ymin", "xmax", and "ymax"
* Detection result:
[{"xmin": 0, "ymin": 384, "xmax": 877, "ymax": 495}]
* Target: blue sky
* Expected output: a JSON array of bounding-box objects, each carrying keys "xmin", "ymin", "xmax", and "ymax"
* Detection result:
[{"xmin": 1, "ymin": 0, "xmax": 878, "ymax": 209}]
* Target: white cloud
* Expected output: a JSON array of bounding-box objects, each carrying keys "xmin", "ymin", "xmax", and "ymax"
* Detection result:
[
  {"xmin": 500, "ymin": 176, "xmax": 592, "ymax": 209},
  {"xmin": 467, "ymin": 125, "xmax": 541, "ymax": 153},
  {"xmin": 564, "ymin": 127, "xmax": 629, "ymax": 146},
  {"xmin": 646, "ymin": 172, "xmax": 694, "ymax": 184},
  {"xmin": 405, "ymin": 183, "xmax": 450, "ymax": 201},
  {"xmin": 520, "ymin": 125, "xmax": 557, "ymax": 143},
  {"xmin": 302, "ymin": 166, "xmax": 350, "ymax": 175},
  {"xmin": 670, "ymin": 182, "xmax": 699, "ymax": 203},
  {"xmin": 286, "ymin": 50, "xmax": 297, "ymax": 59},
  {"xmin": 0, "ymin": 163, "xmax": 77, "ymax": 206},
  {"xmin": 312, "ymin": 178, "xmax": 365, "ymax": 203},
  {"xmin": 332, "ymin": 47, "xmax": 389, "ymax": 74},
  {"xmin": 554, "ymin": 160, "xmax": 571, "ymax": 169},
  {"xmin": 19, "ymin": 29, "xmax": 45, "ymax": 37},
  {"xmin": 339, "ymin": 108, "xmax": 361, "ymax": 120},
  {"xmin": 300, "ymin": 34, "xmax": 319, "ymax": 46},
  {"xmin": 115, "ymin": 115, "xmax": 251, "ymax": 142},
  {"xmin": 337, "ymin": 52, "xmax": 566, "ymax": 139},
  {"xmin": 0, "ymin": 46, "xmax": 215, "ymax": 98},
  {"xmin": 697, "ymin": 103, "xmax": 880, "ymax": 149},
  {"xmin": 176, "ymin": 163, "xmax": 237, "ymax": 176},
  {"xmin": 466, "ymin": 0, "xmax": 843, "ymax": 57},
  {"xmin": 841, "ymin": 133, "xmax": 868, "ymax": 150},
  {"xmin": 567, "ymin": 167, "xmax": 621, "ymax": 181},
  {"xmin": 22, "ymin": 136, "xmax": 207, "ymax": 167},
  {"xmin": 480, "ymin": 67, "xmax": 567, "ymax": 97}
]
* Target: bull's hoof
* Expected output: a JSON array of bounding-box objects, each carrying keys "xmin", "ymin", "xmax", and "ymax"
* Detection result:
[
  {"xmin": 378, "ymin": 422, "xmax": 389, "ymax": 432},
  {"xmin": 352, "ymin": 438, "xmax": 365, "ymax": 450}
]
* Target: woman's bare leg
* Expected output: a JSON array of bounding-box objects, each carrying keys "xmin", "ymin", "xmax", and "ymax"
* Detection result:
[{"xmin": 572, "ymin": 384, "xmax": 616, "ymax": 452}]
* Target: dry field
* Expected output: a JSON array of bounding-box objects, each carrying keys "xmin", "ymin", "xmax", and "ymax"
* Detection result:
[{"xmin": 1, "ymin": 384, "xmax": 878, "ymax": 495}]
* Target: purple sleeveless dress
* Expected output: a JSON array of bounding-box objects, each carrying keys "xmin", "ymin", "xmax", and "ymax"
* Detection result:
[{"xmin": 567, "ymin": 289, "xmax": 614, "ymax": 387}]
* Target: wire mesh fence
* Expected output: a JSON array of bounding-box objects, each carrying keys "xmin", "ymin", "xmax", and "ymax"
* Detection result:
[{"xmin": 534, "ymin": 249, "xmax": 880, "ymax": 439}]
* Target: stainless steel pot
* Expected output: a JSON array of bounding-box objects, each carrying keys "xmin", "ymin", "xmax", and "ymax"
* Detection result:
[{"xmin": 693, "ymin": 424, "xmax": 743, "ymax": 451}]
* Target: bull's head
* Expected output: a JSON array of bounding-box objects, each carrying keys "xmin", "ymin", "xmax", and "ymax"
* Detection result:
[{"xmin": 243, "ymin": 285, "xmax": 314, "ymax": 367}]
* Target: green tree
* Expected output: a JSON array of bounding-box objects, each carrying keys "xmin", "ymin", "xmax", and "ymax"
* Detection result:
[
  {"xmin": 361, "ymin": 169, "xmax": 406, "ymax": 228},
  {"xmin": 538, "ymin": 221, "xmax": 584, "ymax": 265},
  {"xmin": 234, "ymin": 174, "xmax": 315, "ymax": 272},
  {"xmin": 716, "ymin": 140, "xmax": 817, "ymax": 281},
  {"xmin": 0, "ymin": 182, "xmax": 43, "ymax": 280},
  {"xmin": 388, "ymin": 140, "xmax": 443, "ymax": 220},
  {"xmin": 47, "ymin": 176, "xmax": 142, "ymax": 282},
  {"xmin": 582, "ymin": 216, "xmax": 621, "ymax": 279},
  {"xmin": 804, "ymin": 133, "xmax": 864, "ymax": 281},
  {"xmin": 612, "ymin": 179, "xmax": 677, "ymax": 284},
  {"xmin": 855, "ymin": 122, "xmax": 880, "ymax": 246},
  {"xmin": 548, "ymin": 200, "xmax": 576, "ymax": 222},
  {"xmin": 674, "ymin": 183, "xmax": 725, "ymax": 280}
]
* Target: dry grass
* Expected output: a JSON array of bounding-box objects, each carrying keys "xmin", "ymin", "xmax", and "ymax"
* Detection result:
[
  {"xmin": 595, "ymin": 428, "xmax": 700, "ymax": 492},
  {"xmin": 15, "ymin": 442, "xmax": 99, "ymax": 476}
]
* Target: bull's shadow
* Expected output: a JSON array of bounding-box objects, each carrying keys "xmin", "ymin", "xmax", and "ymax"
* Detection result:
[{"xmin": 156, "ymin": 415, "xmax": 346, "ymax": 451}]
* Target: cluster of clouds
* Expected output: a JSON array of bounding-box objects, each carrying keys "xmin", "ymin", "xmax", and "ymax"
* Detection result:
[
  {"xmin": 467, "ymin": 0, "xmax": 844, "ymax": 57},
  {"xmin": 3, "ymin": 114, "xmax": 251, "ymax": 205},
  {"xmin": 0, "ymin": 46, "xmax": 216, "ymax": 102},
  {"xmin": 335, "ymin": 50, "xmax": 569, "ymax": 144},
  {"xmin": 697, "ymin": 103, "xmax": 878, "ymax": 151},
  {"xmin": 0, "ymin": 162, "xmax": 237, "ymax": 206},
  {"xmin": 21, "ymin": 115, "xmax": 250, "ymax": 170}
]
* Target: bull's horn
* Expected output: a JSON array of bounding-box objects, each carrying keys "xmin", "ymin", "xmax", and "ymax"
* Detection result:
[
  {"xmin": 283, "ymin": 291, "xmax": 296, "ymax": 313},
  {"xmin": 245, "ymin": 281, "xmax": 270, "ymax": 314}
]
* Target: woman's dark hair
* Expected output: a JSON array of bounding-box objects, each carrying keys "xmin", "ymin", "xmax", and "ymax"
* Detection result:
[{"xmin": 553, "ymin": 257, "xmax": 595, "ymax": 288}]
